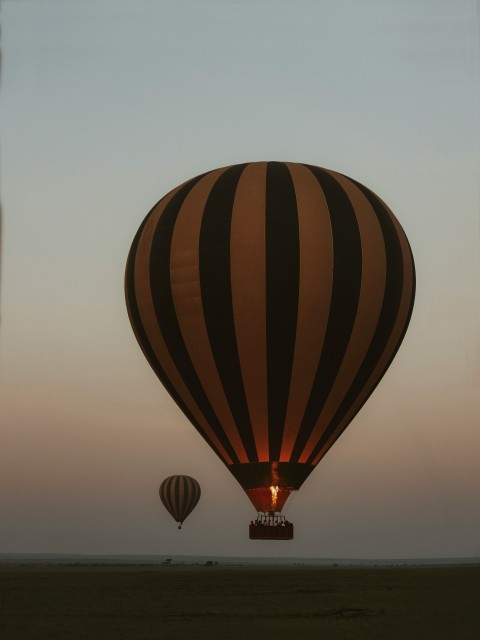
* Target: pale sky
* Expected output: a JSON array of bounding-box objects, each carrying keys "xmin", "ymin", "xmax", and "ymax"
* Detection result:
[{"xmin": 1, "ymin": 0, "xmax": 479, "ymax": 559}]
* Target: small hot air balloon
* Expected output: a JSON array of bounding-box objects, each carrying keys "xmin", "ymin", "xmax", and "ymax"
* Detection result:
[
  {"xmin": 159, "ymin": 475, "xmax": 201, "ymax": 529},
  {"xmin": 126, "ymin": 162, "xmax": 415, "ymax": 539}
]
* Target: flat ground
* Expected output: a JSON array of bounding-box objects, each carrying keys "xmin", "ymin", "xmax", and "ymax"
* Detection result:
[{"xmin": 0, "ymin": 564, "xmax": 479, "ymax": 639}]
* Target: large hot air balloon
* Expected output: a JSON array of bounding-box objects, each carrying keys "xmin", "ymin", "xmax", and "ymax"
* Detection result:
[
  {"xmin": 159, "ymin": 475, "xmax": 201, "ymax": 529},
  {"xmin": 126, "ymin": 162, "xmax": 415, "ymax": 539}
]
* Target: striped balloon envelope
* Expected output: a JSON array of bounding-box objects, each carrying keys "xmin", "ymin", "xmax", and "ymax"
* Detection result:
[
  {"xmin": 126, "ymin": 162, "xmax": 415, "ymax": 518},
  {"xmin": 159, "ymin": 475, "xmax": 201, "ymax": 529}
]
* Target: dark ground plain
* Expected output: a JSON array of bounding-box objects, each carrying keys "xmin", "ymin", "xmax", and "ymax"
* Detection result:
[{"xmin": 1, "ymin": 564, "xmax": 479, "ymax": 640}]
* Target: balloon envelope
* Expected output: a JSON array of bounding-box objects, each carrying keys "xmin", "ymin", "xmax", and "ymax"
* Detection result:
[
  {"xmin": 126, "ymin": 162, "xmax": 415, "ymax": 514},
  {"xmin": 159, "ymin": 475, "xmax": 201, "ymax": 527}
]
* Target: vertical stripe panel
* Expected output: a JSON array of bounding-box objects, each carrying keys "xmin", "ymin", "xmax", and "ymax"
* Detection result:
[
  {"xmin": 230, "ymin": 162, "xmax": 269, "ymax": 461},
  {"xmin": 184, "ymin": 477, "xmax": 194, "ymax": 517},
  {"xmin": 310, "ymin": 196, "xmax": 415, "ymax": 464},
  {"xmin": 159, "ymin": 478, "xmax": 167, "ymax": 510},
  {"xmin": 149, "ymin": 172, "xmax": 242, "ymax": 464},
  {"xmin": 178, "ymin": 476, "xmax": 185, "ymax": 521},
  {"xmin": 165, "ymin": 476, "xmax": 176, "ymax": 519},
  {"xmin": 298, "ymin": 171, "xmax": 386, "ymax": 462},
  {"xmin": 279, "ymin": 163, "xmax": 333, "ymax": 461},
  {"xmin": 134, "ymin": 182, "xmax": 234, "ymax": 465},
  {"xmin": 199, "ymin": 164, "xmax": 258, "ymax": 461},
  {"xmin": 187, "ymin": 478, "xmax": 201, "ymax": 516},
  {"xmin": 290, "ymin": 166, "xmax": 362, "ymax": 462},
  {"xmin": 173, "ymin": 476, "xmax": 181, "ymax": 520},
  {"xmin": 265, "ymin": 162, "xmax": 300, "ymax": 460},
  {"xmin": 170, "ymin": 169, "xmax": 249, "ymax": 463},
  {"xmin": 126, "ymin": 188, "xmax": 205, "ymax": 436}
]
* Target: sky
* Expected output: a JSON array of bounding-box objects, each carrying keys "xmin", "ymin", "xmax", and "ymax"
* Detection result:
[{"xmin": 1, "ymin": 0, "xmax": 479, "ymax": 559}]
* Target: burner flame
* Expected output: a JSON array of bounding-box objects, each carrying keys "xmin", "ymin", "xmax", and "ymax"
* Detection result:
[{"xmin": 270, "ymin": 485, "xmax": 279, "ymax": 508}]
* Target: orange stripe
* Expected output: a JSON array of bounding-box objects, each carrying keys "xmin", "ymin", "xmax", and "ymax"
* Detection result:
[
  {"xmin": 168, "ymin": 477, "xmax": 179, "ymax": 522},
  {"xmin": 187, "ymin": 477, "xmax": 200, "ymax": 514},
  {"xmin": 134, "ymin": 185, "xmax": 233, "ymax": 465},
  {"xmin": 279, "ymin": 163, "xmax": 333, "ymax": 461},
  {"xmin": 184, "ymin": 477, "xmax": 193, "ymax": 515},
  {"xmin": 311, "ymin": 207, "xmax": 415, "ymax": 465},
  {"xmin": 299, "ymin": 171, "xmax": 387, "ymax": 463},
  {"xmin": 185, "ymin": 476, "xmax": 194, "ymax": 516},
  {"xmin": 230, "ymin": 162, "xmax": 269, "ymax": 461},
  {"xmin": 161, "ymin": 478, "xmax": 173, "ymax": 517},
  {"xmin": 170, "ymin": 169, "xmax": 249, "ymax": 463}
]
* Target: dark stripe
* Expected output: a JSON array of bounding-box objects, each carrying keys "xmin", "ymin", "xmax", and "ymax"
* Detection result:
[
  {"xmin": 193, "ymin": 479, "xmax": 201, "ymax": 510},
  {"xmin": 125, "ymin": 203, "xmax": 179, "ymax": 401},
  {"xmin": 183, "ymin": 478, "xmax": 194, "ymax": 517},
  {"xmin": 307, "ymin": 184, "xmax": 415, "ymax": 464},
  {"xmin": 199, "ymin": 164, "xmax": 258, "ymax": 462},
  {"xmin": 265, "ymin": 162, "xmax": 300, "ymax": 460},
  {"xmin": 405, "ymin": 242, "xmax": 416, "ymax": 325},
  {"xmin": 160, "ymin": 476, "xmax": 173, "ymax": 519},
  {"xmin": 190, "ymin": 478, "xmax": 201, "ymax": 512},
  {"xmin": 182, "ymin": 477, "xmax": 189, "ymax": 518},
  {"xmin": 184, "ymin": 477, "xmax": 192, "ymax": 520},
  {"xmin": 125, "ymin": 182, "xmax": 230, "ymax": 465},
  {"xmin": 291, "ymin": 166, "xmax": 363, "ymax": 462},
  {"xmin": 182, "ymin": 477, "xmax": 199, "ymax": 521},
  {"xmin": 149, "ymin": 176, "xmax": 240, "ymax": 464},
  {"xmin": 184, "ymin": 477, "xmax": 201, "ymax": 518},
  {"xmin": 174, "ymin": 476, "xmax": 181, "ymax": 520},
  {"xmin": 167, "ymin": 476, "xmax": 176, "ymax": 519}
]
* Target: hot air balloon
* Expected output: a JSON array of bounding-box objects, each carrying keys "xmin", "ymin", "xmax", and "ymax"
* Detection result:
[
  {"xmin": 159, "ymin": 475, "xmax": 201, "ymax": 529},
  {"xmin": 126, "ymin": 162, "xmax": 415, "ymax": 540}
]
